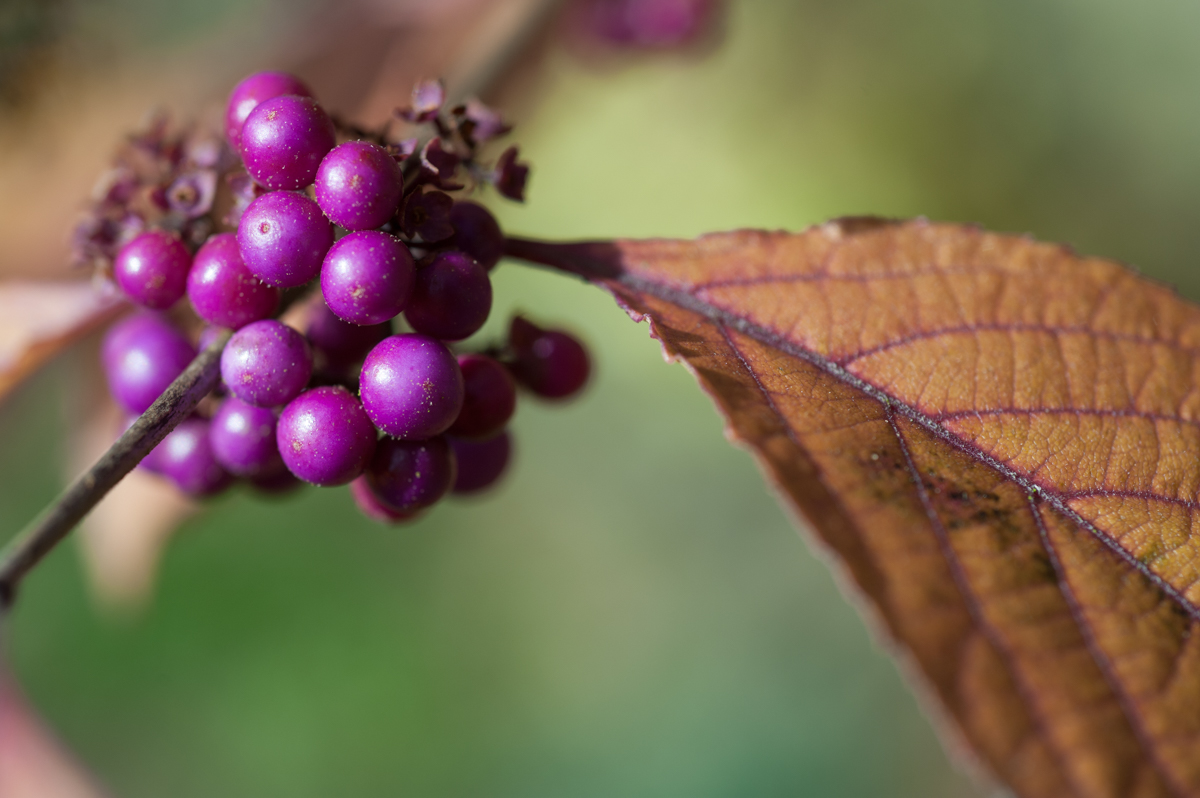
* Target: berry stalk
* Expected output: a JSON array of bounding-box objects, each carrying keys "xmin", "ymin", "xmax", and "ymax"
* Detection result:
[{"xmin": 0, "ymin": 329, "xmax": 231, "ymax": 611}]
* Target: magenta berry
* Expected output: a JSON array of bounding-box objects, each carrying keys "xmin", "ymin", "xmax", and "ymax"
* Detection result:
[
  {"xmin": 225, "ymin": 71, "xmax": 312, "ymax": 150},
  {"xmin": 364, "ymin": 436, "xmax": 456, "ymax": 514},
  {"xmin": 113, "ymin": 229, "xmax": 191, "ymax": 309},
  {"xmin": 320, "ymin": 230, "xmax": 414, "ymax": 326},
  {"xmin": 448, "ymin": 202, "xmax": 504, "ymax": 271},
  {"xmin": 237, "ymin": 191, "xmax": 333, "ymax": 288},
  {"xmin": 509, "ymin": 317, "xmax": 591, "ymax": 400},
  {"xmin": 359, "ymin": 334, "xmax": 464, "ymax": 439},
  {"xmin": 306, "ymin": 303, "xmax": 390, "ymax": 369},
  {"xmin": 250, "ymin": 464, "xmax": 303, "ymax": 495},
  {"xmin": 404, "ymin": 250, "xmax": 492, "ymax": 341},
  {"xmin": 240, "ymin": 94, "xmax": 336, "ymax": 190},
  {"xmin": 221, "ymin": 319, "xmax": 313, "ymax": 407},
  {"xmin": 450, "ymin": 431, "xmax": 512, "ymax": 495},
  {"xmin": 277, "ymin": 386, "xmax": 376, "ymax": 486},
  {"xmin": 210, "ymin": 397, "xmax": 282, "ymax": 477},
  {"xmin": 315, "ymin": 141, "xmax": 404, "ymax": 230},
  {"xmin": 187, "ymin": 232, "xmax": 279, "ymax": 328},
  {"xmin": 449, "ymin": 354, "xmax": 516, "ymax": 439},
  {"xmin": 154, "ymin": 417, "xmax": 233, "ymax": 497},
  {"xmin": 102, "ymin": 314, "xmax": 196, "ymax": 414},
  {"xmin": 350, "ymin": 477, "xmax": 420, "ymax": 524}
]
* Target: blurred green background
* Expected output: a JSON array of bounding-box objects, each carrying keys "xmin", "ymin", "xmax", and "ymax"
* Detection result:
[{"xmin": 6, "ymin": 0, "xmax": 1200, "ymax": 796}]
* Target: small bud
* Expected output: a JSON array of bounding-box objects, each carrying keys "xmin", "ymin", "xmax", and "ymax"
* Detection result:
[
  {"xmin": 400, "ymin": 190, "xmax": 455, "ymax": 242},
  {"xmin": 493, "ymin": 146, "xmax": 530, "ymax": 202}
]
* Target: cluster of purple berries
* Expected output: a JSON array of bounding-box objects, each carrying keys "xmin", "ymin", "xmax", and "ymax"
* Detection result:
[{"xmin": 95, "ymin": 71, "xmax": 588, "ymax": 524}]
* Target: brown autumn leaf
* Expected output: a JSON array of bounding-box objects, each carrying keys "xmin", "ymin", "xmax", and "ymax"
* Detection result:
[
  {"xmin": 0, "ymin": 282, "xmax": 123, "ymax": 405},
  {"xmin": 509, "ymin": 218, "xmax": 1200, "ymax": 798}
]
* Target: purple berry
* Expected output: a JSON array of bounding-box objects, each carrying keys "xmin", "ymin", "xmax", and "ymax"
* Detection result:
[
  {"xmin": 113, "ymin": 229, "xmax": 191, "ymax": 309},
  {"xmin": 364, "ymin": 436, "xmax": 455, "ymax": 513},
  {"xmin": 315, "ymin": 141, "xmax": 404, "ymax": 230},
  {"xmin": 450, "ymin": 431, "xmax": 512, "ymax": 495},
  {"xmin": 359, "ymin": 334, "xmax": 464, "ymax": 439},
  {"xmin": 350, "ymin": 477, "xmax": 421, "ymax": 524},
  {"xmin": 154, "ymin": 417, "xmax": 233, "ymax": 497},
  {"xmin": 250, "ymin": 463, "xmax": 303, "ymax": 495},
  {"xmin": 277, "ymin": 386, "xmax": 376, "ymax": 486},
  {"xmin": 449, "ymin": 354, "xmax": 516, "ymax": 439},
  {"xmin": 225, "ymin": 71, "xmax": 313, "ymax": 150},
  {"xmin": 404, "ymin": 250, "xmax": 492, "ymax": 341},
  {"xmin": 320, "ymin": 230, "xmax": 415, "ymax": 326},
  {"xmin": 187, "ymin": 232, "xmax": 279, "ymax": 328},
  {"xmin": 509, "ymin": 317, "xmax": 591, "ymax": 400},
  {"xmin": 448, "ymin": 202, "xmax": 504, "ymax": 271},
  {"xmin": 102, "ymin": 314, "xmax": 196, "ymax": 414},
  {"xmin": 221, "ymin": 319, "xmax": 313, "ymax": 407},
  {"xmin": 237, "ymin": 191, "xmax": 333, "ymax": 288},
  {"xmin": 306, "ymin": 303, "xmax": 390, "ymax": 369},
  {"xmin": 240, "ymin": 94, "xmax": 336, "ymax": 190},
  {"xmin": 210, "ymin": 397, "xmax": 282, "ymax": 477}
]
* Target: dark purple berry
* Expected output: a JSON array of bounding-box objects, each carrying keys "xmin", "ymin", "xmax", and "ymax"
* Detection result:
[
  {"xmin": 359, "ymin": 334, "xmax": 464, "ymax": 439},
  {"xmin": 305, "ymin": 303, "xmax": 390, "ymax": 369},
  {"xmin": 237, "ymin": 191, "xmax": 333, "ymax": 288},
  {"xmin": 210, "ymin": 397, "xmax": 282, "ymax": 477},
  {"xmin": 240, "ymin": 94, "xmax": 336, "ymax": 190},
  {"xmin": 315, "ymin": 141, "xmax": 404, "ymax": 230},
  {"xmin": 448, "ymin": 202, "xmax": 504, "ymax": 271},
  {"xmin": 225, "ymin": 71, "xmax": 313, "ymax": 150},
  {"xmin": 364, "ymin": 436, "xmax": 455, "ymax": 513},
  {"xmin": 320, "ymin": 230, "xmax": 414, "ymax": 325},
  {"xmin": 509, "ymin": 316, "xmax": 590, "ymax": 400},
  {"xmin": 154, "ymin": 417, "xmax": 233, "ymax": 497},
  {"xmin": 350, "ymin": 477, "xmax": 421, "ymax": 524},
  {"xmin": 221, "ymin": 319, "xmax": 313, "ymax": 407},
  {"xmin": 277, "ymin": 385, "xmax": 376, "ymax": 486},
  {"xmin": 450, "ymin": 431, "xmax": 512, "ymax": 495},
  {"xmin": 113, "ymin": 229, "xmax": 191, "ymax": 309},
  {"xmin": 102, "ymin": 313, "xmax": 196, "ymax": 414},
  {"xmin": 404, "ymin": 250, "xmax": 492, "ymax": 341},
  {"xmin": 449, "ymin": 354, "xmax": 516, "ymax": 439},
  {"xmin": 187, "ymin": 232, "xmax": 279, "ymax": 328},
  {"xmin": 250, "ymin": 462, "xmax": 303, "ymax": 495}
]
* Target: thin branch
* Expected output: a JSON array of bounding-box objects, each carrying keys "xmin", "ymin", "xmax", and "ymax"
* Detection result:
[{"xmin": 0, "ymin": 330, "xmax": 229, "ymax": 610}]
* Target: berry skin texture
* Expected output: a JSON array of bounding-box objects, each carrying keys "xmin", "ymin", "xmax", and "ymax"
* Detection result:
[
  {"xmin": 210, "ymin": 397, "xmax": 283, "ymax": 477},
  {"xmin": 320, "ymin": 230, "xmax": 415, "ymax": 326},
  {"xmin": 349, "ymin": 477, "xmax": 421, "ymax": 524},
  {"xmin": 277, "ymin": 385, "xmax": 376, "ymax": 486},
  {"xmin": 237, "ymin": 191, "xmax": 333, "ymax": 288},
  {"xmin": 113, "ymin": 229, "xmax": 192, "ymax": 309},
  {"xmin": 240, "ymin": 94, "xmax": 336, "ymax": 190},
  {"xmin": 154, "ymin": 417, "xmax": 233, "ymax": 497},
  {"xmin": 221, "ymin": 319, "xmax": 313, "ymax": 407},
  {"xmin": 102, "ymin": 314, "xmax": 197, "ymax": 414},
  {"xmin": 450, "ymin": 431, "xmax": 512, "ymax": 495},
  {"xmin": 306, "ymin": 303, "xmax": 390, "ymax": 369},
  {"xmin": 225, "ymin": 71, "xmax": 312, "ymax": 150},
  {"xmin": 509, "ymin": 316, "xmax": 591, "ymax": 400},
  {"xmin": 315, "ymin": 141, "xmax": 404, "ymax": 231},
  {"xmin": 448, "ymin": 201, "xmax": 504, "ymax": 271},
  {"xmin": 404, "ymin": 250, "xmax": 493, "ymax": 341},
  {"xmin": 449, "ymin": 354, "xmax": 516, "ymax": 439},
  {"xmin": 365, "ymin": 436, "xmax": 456, "ymax": 513},
  {"xmin": 187, "ymin": 233, "xmax": 279, "ymax": 328},
  {"xmin": 359, "ymin": 334, "xmax": 464, "ymax": 439}
]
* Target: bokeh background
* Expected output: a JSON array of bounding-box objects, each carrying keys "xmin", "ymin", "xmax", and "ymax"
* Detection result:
[{"xmin": 4, "ymin": 1, "xmax": 1200, "ymax": 796}]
